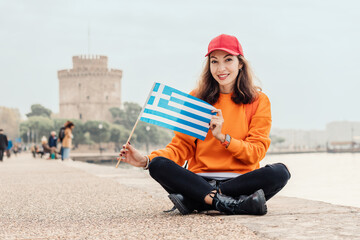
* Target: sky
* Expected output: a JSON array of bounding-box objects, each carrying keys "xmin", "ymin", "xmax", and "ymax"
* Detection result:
[{"xmin": 1, "ymin": 0, "xmax": 359, "ymax": 130}]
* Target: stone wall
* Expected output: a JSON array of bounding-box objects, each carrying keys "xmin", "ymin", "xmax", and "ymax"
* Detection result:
[{"xmin": 58, "ymin": 55, "xmax": 122, "ymax": 122}]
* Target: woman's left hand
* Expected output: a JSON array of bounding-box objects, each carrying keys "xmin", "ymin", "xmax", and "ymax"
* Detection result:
[{"xmin": 210, "ymin": 109, "xmax": 225, "ymax": 142}]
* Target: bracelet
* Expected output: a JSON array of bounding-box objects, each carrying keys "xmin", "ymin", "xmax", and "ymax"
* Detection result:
[
  {"xmin": 221, "ymin": 134, "xmax": 231, "ymax": 148},
  {"xmin": 143, "ymin": 155, "xmax": 150, "ymax": 170}
]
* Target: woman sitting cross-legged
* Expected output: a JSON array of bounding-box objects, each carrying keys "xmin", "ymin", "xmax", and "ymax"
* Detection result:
[{"xmin": 119, "ymin": 34, "xmax": 291, "ymax": 215}]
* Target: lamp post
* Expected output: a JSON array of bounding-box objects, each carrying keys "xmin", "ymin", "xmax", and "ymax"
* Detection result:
[
  {"xmin": 98, "ymin": 123, "xmax": 103, "ymax": 154},
  {"xmin": 27, "ymin": 130, "xmax": 30, "ymax": 146},
  {"xmin": 145, "ymin": 126, "xmax": 150, "ymax": 153}
]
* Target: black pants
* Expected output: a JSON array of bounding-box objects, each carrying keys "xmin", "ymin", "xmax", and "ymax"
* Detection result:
[
  {"xmin": 149, "ymin": 156, "xmax": 291, "ymax": 206},
  {"xmin": 0, "ymin": 149, "xmax": 4, "ymax": 161}
]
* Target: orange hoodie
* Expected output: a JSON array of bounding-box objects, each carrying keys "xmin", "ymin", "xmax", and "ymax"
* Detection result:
[{"xmin": 148, "ymin": 92, "xmax": 272, "ymax": 174}]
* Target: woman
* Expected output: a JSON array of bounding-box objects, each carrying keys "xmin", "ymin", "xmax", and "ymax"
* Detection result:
[
  {"xmin": 119, "ymin": 34, "xmax": 290, "ymax": 215},
  {"xmin": 62, "ymin": 121, "xmax": 74, "ymax": 161}
]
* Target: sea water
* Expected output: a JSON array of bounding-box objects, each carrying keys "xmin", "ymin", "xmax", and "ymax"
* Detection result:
[
  {"xmin": 262, "ymin": 152, "xmax": 360, "ymax": 208},
  {"xmin": 96, "ymin": 152, "xmax": 360, "ymax": 208}
]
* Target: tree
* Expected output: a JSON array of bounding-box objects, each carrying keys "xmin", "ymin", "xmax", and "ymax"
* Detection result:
[
  {"xmin": 122, "ymin": 102, "xmax": 142, "ymax": 128},
  {"xmin": 20, "ymin": 122, "xmax": 30, "ymax": 143},
  {"xmin": 83, "ymin": 132, "xmax": 94, "ymax": 145},
  {"xmin": 20, "ymin": 116, "xmax": 54, "ymax": 143},
  {"xmin": 53, "ymin": 119, "xmax": 68, "ymax": 132},
  {"xmin": 109, "ymin": 124, "xmax": 131, "ymax": 151},
  {"xmin": 26, "ymin": 104, "xmax": 52, "ymax": 118},
  {"xmin": 135, "ymin": 122, "xmax": 173, "ymax": 152},
  {"xmin": 270, "ymin": 135, "xmax": 286, "ymax": 145},
  {"xmin": 109, "ymin": 107, "xmax": 125, "ymax": 125},
  {"xmin": 84, "ymin": 121, "xmax": 110, "ymax": 144},
  {"xmin": 109, "ymin": 103, "xmax": 142, "ymax": 127}
]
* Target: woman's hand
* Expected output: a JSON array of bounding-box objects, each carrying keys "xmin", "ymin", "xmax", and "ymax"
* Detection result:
[
  {"xmin": 210, "ymin": 109, "xmax": 225, "ymax": 142},
  {"xmin": 118, "ymin": 143, "xmax": 147, "ymax": 168}
]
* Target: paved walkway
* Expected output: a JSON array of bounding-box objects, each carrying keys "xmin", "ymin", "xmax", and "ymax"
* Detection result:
[{"xmin": 1, "ymin": 154, "xmax": 359, "ymax": 239}]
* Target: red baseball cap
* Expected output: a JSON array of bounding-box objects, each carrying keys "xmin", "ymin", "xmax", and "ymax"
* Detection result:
[{"xmin": 205, "ymin": 34, "xmax": 244, "ymax": 57}]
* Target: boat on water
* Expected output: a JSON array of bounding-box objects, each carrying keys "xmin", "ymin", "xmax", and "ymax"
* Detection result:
[{"xmin": 326, "ymin": 141, "xmax": 360, "ymax": 153}]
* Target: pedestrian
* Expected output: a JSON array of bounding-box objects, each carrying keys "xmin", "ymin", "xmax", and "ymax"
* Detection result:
[
  {"xmin": 0, "ymin": 129, "xmax": 8, "ymax": 162},
  {"xmin": 30, "ymin": 144, "xmax": 38, "ymax": 158},
  {"xmin": 119, "ymin": 34, "xmax": 291, "ymax": 215},
  {"xmin": 41, "ymin": 136, "xmax": 57, "ymax": 159},
  {"xmin": 48, "ymin": 131, "xmax": 58, "ymax": 159},
  {"xmin": 58, "ymin": 121, "xmax": 69, "ymax": 161},
  {"xmin": 12, "ymin": 143, "xmax": 19, "ymax": 156},
  {"xmin": 40, "ymin": 136, "xmax": 49, "ymax": 158},
  {"xmin": 62, "ymin": 121, "xmax": 74, "ymax": 161},
  {"xmin": 6, "ymin": 139, "xmax": 12, "ymax": 158}
]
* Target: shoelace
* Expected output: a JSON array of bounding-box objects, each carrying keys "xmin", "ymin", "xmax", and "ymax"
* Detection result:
[{"xmin": 163, "ymin": 205, "xmax": 177, "ymax": 213}]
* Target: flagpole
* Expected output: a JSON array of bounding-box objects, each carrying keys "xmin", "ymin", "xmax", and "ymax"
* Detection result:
[{"xmin": 115, "ymin": 82, "xmax": 156, "ymax": 168}]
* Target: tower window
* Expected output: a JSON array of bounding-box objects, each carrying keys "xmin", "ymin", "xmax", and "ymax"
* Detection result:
[
  {"xmin": 79, "ymin": 113, "xmax": 82, "ymax": 119},
  {"xmin": 106, "ymin": 96, "xmax": 108, "ymax": 100},
  {"xmin": 87, "ymin": 96, "xmax": 90, "ymax": 100}
]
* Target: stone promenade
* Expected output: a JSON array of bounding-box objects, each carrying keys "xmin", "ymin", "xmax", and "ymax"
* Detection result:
[{"xmin": 0, "ymin": 154, "xmax": 359, "ymax": 240}]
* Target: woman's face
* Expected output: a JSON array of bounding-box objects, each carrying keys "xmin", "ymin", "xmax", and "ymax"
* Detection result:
[{"xmin": 209, "ymin": 50, "xmax": 242, "ymax": 93}]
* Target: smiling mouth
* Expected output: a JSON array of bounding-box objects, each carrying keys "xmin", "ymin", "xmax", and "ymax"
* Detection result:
[{"xmin": 218, "ymin": 74, "xmax": 229, "ymax": 80}]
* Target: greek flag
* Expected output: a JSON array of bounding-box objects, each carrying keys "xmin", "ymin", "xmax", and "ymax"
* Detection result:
[{"xmin": 140, "ymin": 83, "xmax": 216, "ymax": 140}]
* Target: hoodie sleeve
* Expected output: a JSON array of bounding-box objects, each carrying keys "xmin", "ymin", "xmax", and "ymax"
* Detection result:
[{"xmin": 226, "ymin": 93, "xmax": 272, "ymax": 164}]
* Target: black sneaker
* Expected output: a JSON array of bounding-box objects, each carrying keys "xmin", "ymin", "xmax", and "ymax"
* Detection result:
[{"xmin": 168, "ymin": 194, "xmax": 195, "ymax": 215}]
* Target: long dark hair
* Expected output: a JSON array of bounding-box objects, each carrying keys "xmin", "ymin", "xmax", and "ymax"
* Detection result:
[
  {"xmin": 195, "ymin": 55, "xmax": 261, "ymax": 105},
  {"xmin": 65, "ymin": 121, "xmax": 74, "ymax": 129}
]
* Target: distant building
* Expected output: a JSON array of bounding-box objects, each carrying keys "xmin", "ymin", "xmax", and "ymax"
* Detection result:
[
  {"xmin": 270, "ymin": 121, "xmax": 360, "ymax": 152},
  {"xmin": 270, "ymin": 128, "xmax": 327, "ymax": 151},
  {"xmin": 58, "ymin": 55, "xmax": 122, "ymax": 122},
  {"xmin": 326, "ymin": 121, "xmax": 360, "ymax": 143}
]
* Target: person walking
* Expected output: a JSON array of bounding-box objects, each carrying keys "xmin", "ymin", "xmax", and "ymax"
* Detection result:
[
  {"xmin": 62, "ymin": 122, "xmax": 74, "ymax": 161},
  {"xmin": 0, "ymin": 129, "xmax": 8, "ymax": 162},
  {"xmin": 119, "ymin": 34, "xmax": 291, "ymax": 216},
  {"xmin": 58, "ymin": 121, "xmax": 69, "ymax": 161}
]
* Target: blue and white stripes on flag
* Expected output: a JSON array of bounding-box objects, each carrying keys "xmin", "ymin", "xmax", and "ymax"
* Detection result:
[{"xmin": 140, "ymin": 82, "xmax": 216, "ymax": 140}]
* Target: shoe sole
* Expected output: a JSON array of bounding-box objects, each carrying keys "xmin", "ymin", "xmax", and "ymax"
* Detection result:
[
  {"xmin": 255, "ymin": 189, "xmax": 267, "ymax": 215},
  {"xmin": 168, "ymin": 194, "xmax": 191, "ymax": 215}
]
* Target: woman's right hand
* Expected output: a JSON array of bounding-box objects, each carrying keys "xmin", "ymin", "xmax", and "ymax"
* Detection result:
[{"xmin": 118, "ymin": 142, "xmax": 147, "ymax": 168}]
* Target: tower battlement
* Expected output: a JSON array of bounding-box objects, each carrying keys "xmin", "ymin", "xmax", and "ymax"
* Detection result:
[
  {"xmin": 72, "ymin": 55, "xmax": 108, "ymax": 70},
  {"xmin": 57, "ymin": 69, "xmax": 122, "ymax": 78}
]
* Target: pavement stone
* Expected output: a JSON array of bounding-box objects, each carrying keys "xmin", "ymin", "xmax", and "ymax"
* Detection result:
[{"xmin": 1, "ymin": 154, "xmax": 359, "ymax": 240}]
